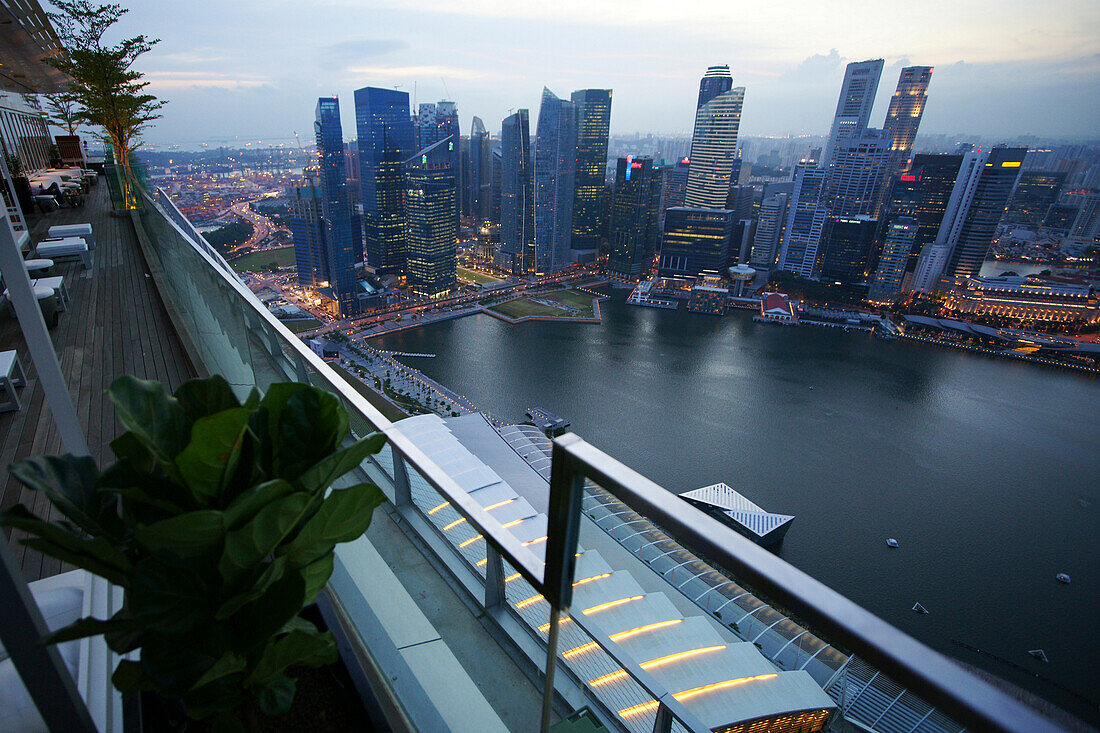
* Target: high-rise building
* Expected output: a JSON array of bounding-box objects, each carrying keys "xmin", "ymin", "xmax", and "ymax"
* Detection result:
[
  {"xmin": 725, "ymin": 184, "xmax": 754, "ymax": 221},
  {"xmin": 405, "ymin": 138, "xmax": 458, "ymax": 298},
  {"xmin": 877, "ymin": 154, "xmax": 964, "ymax": 281},
  {"xmin": 1004, "ymin": 171, "xmax": 1067, "ymax": 227},
  {"xmin": 826, "ymin": 128, "xmax": 891, "ymax": 217},
  {"xmin": 816, "ymin": 215, "xmax": 878, "ymax": 283},
  {"xmin": 289, "ymin": 182, "xmax": 327, "ymax": 287},
  {"xmin": 344, "ymin": 141, "xmax": 361, "ymax": 205},
  {"xmin": 877, "ymin": 66, "xmax": 932, "ymax": 212},
  {"xmin": 912, "ymin": 147, "xmax": 1027, "ymax": 291},
  {"xmin": 684, "ymin": 66, "xmax": 745, "ymax": 208},
  {"xmin": 355, "ymin": 87, "xmax": 414, "ymax": 272},
  {"xmin": 609, "ymin": 156, "xmax": 660, "ymax": 279},
  {"xmin": 498, "ymin": 109, "xmax": 534, "ymax": 274},
  {"xmin": 1070, "ymin": 192, "xmax": 1100, "ymax": 241},
  {"xmin": 776, "ymin": 165, "xmax": 829, "ymax": 277},
  {"xmin": 659, "ymin": 157, "xmax": 690, "ymax": 226},
  {"xmin": 823, "ymin": 59, "xmax": 884, "ymax": 167},
  {"xmin": 750, "ymin": 193, "xmax": 789, "ymax": 269},
  {"xmin": 418, "ymin": 101, "xmax": 460, "ymax": 226},
  {"xmin": 315, "ymin": 96, "xmax": 361, "ymax": 316},
  {"xmin": 569, "ymin": 89, "xmax": 612, "ymax": 263},
  {"xmin": 533, "ymin": 88, "xmax": 577, "ymax": 274},
  {"xmin": 658, "ymin": 207, "xmax": 735, "ymax": 278},
  {"xmin": 868, "ymin": 217, "xmax": 919, "ymax": 302},
  {"xmin": 468, "ymin": 116, "xmax": 491, "ymax": 221}
]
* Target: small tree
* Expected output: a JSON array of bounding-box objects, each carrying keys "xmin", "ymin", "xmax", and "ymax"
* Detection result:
[
  {"xmin": 47, "ymin": 1, "xmax": 165, "ymax": 208},
  {"xmin": 42, "ymin": 92, "xmax": 83, "ymax": 136}
]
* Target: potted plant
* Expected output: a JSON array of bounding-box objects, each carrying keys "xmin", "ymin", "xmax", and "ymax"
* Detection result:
[
  {"xmin": 5, "ymin": 151, "xmax": 34, "ymax": 215},
  {"xmin": 1, "ymin": 375, "xmax": 387, "ymax": 730}
]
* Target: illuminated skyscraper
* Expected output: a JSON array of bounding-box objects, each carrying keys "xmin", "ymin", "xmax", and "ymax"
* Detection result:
[
  {"xmin": 1004, "ymin": 171, "xmax": 1066, "ymax": 227},
  {"xmin": 569, "ymin": 88, "xmax": 612, "ymax": 263},
  {"xmin": 912, "ymin": 147, "xmax": 1027, "ymax": 290},
  {"xmin": 868, "ymin": 217, "xmax": 919, "ymax": 302},
  {"xmin": 289, "ymin": 182, "xmax": 327, "ymax": 287},
  {"xmin": 498, "ymin": 109, "xmax": 534, "ymax": 274},
  {"xmin": 315, "ymin": 96, "xmax": 361, "ymax": 316},
  {"xmin": 877, "ymin": 153, "xmax": 964, "ymax": 281},
  {"xmin": 658, "ymin": 207, "xmax": 736, "ymax": 278},
  {"xmin": 749, "ymin": 193, "xmax": 789, "ymax": 269},
  {"xmin": 405, "ymin": 138, "xmax": 458, "ymax": 298},
  {"xmin": 879, "ymin": 66, "xmax": 932, "ymax": 193},
  {"xmin": 776, "ymin": 164, "xmax": 829, "ymax": 277},
  {"xmin": 418, "ymin": 101, "xmax": 460, "ymax": 226},
  {"xmin": 533, "ymin": 87, "xmax": 577, "ymax": 274},
  {"xmin": 468, "ymin": 116, "xmax": 491, "ymax": 221},
  {"xmin": 827, "ymin": 128, "xmax": 891, "ymax": 217},
  {"xmin": 823, "ymin": 59, "xmax": 883, "ymax": 167},
  {"xmin": 609, "ymin": 156, "xmax": 660, "ymax": 279},
  {"xmin": 659, "ymin": 157, "xmax": 690, "ymax": 226},
  {"xmin": 355, "ymin": 86, "xmax": 414, "ymax": 272},
  {"xmin": 684, "ymin": 66, "xmax": 745, "ymax": 208}
]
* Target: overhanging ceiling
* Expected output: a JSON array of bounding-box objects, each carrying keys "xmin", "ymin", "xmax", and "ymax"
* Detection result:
[{"xmin": 0, "ymin": 0, "xmax": 71, "ymax": 94}]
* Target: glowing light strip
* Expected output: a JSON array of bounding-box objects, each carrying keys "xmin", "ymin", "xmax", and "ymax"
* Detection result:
[
  {"xmin": 505, "ymin": 572, "xmax": 521, "ymax": 582},
  {"xmin": 484, "ymin": 498, "xmax": 516, "ymax": 511},
  {"xmin": 573, "ymin": 573, "xmax": 611, "ymax": 587},
  {"xmin": 563, "ymin": 642, "xmax": 598, "ymax": 658},
  {"xmin": 459, "ymin": 535, "xmax": 483, "ymax": 548},
  {"xmin": 582, "ymin": 596, "xmax": 643, "ymax": 616},
  {"xmin": 515, "ymin": 594, "xmax": 545, "ymax": 609},
  {"xmin": 589, "ymin": 646, "xmax": 725, "ymax": 687},
  {"xmin": 522, "ymin": 536, "xmax": 548, "ymax": 546},
  {"xmin": 443, "ymin": 518, "xmax": 466, "ymax": 531},
  {"xmin": 617, "ymin": 674, "xmax": 778, "ymax": 718},
  {"xmin": 428, "ymin": 501, "xmax": 450, "ymax": 515},
  {"xmin": 539, "ymin": 617, "xmax": 572, "ymax": 633},
  {"xmin": 609, "ymin": 619, "xmax": 681, "ymax": 642}
]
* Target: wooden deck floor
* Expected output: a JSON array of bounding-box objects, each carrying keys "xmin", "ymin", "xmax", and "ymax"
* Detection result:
[{"xmin": 0, "ymin": 183, "xmax": 196, "ymax": 581}]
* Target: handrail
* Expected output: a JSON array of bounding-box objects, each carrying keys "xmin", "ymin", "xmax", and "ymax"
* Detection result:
[
  {"xmin": 137, "ymin": 183, "xmax": 1063, "ymax": 733},
  {"xmin": 549, "ymin": 434, "xmax": 1061, "ymax": 733}
]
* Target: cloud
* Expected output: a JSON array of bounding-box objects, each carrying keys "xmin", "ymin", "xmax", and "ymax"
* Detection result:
[
  {"xmin": 343, "ymin": 65, "xmax": 515, "ymax": 84},
  {"xmin": 144, "ymin": 71, "xmax": 271, "ymax": 90},
  {"xmin": 327, "ymin": 38, "xmax": 408, "ymax": 61},
  {"xmin": 781, "ymin": 49, "xmax": 845, "ymax": 81}
]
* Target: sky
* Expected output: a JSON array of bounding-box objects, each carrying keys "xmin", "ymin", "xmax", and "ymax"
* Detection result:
[{"xmin": 84, "ymin": 0, "xmax": 1100, "ymax": 149}]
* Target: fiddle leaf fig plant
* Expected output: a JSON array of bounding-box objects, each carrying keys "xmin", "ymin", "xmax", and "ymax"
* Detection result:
[{"xmin": 0, "ymin": 375, "xmax": 387, "ymax": 727}]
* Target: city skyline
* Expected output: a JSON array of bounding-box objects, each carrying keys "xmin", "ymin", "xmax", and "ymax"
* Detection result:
[{"xmin": 124, "ymin": 1, "xmax": 1099, "ymax": 147}]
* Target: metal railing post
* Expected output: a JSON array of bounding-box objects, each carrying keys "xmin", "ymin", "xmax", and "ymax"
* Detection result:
[
  {"xmin": 540, "ymin": 607, "xmax": 563, "ymax": 733},
  {"xmin": 0, "ymin": 539, "xmax": 96, "ymax": 731},
  {"xmin": 484, "ymin": 546, "xmax": 506, "ymax": 610},
  {"xmin": 651, "ymin": 701, "xmax": 673, "ymax": 733}
]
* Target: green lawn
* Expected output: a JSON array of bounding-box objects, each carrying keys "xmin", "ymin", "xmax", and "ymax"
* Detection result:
[
  {"xmin": 282, "ymin": 318, "xmax": 321, "ymax": 333},
  {"xmin": 489, "ymin": 297, "xmax": 568, "ymax": 319},
  {"xmin": 329, "ymin": 363, "xmax": 409, "ymax": 422},
  {"xmin": 457, "ymin": 266, "xmax": 502, "ymax": 285},
  {"xmin": 229, "ymin": 246, "xmax": 296, "ymax": 272},
  {"xmin": 540, "ymin": 289, "xmax": 598, "ymax": 316}
]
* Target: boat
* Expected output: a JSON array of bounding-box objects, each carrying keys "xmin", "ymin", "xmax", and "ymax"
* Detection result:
[
  {"xmin": 1028, "ymin": 649, "xmax": 1049, "ymax": 662},
  {"xmin": 1056, "ymin": 573, "xmax": 1071, "ymax": 584},
  {"xmin": 912, "ymin": 602, "xmax": 928, "ymax": 614},
  {"xmin": 886, "ymin": 538, "xmax": 899, "ymax": 548}
]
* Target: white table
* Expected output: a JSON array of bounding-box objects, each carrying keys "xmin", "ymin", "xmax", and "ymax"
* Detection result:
[
  {"xmin": 32, "ymin": 276, "xmax": 69, "ymax": 310},
  {"xmin": 0, "ymin": 350, "xmax": 26, "ymax": 412}
]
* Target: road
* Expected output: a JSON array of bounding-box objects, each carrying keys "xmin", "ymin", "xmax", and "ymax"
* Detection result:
[{"xmin": 228, "ymin": 198, "xmax": 283, "ymax": 252}]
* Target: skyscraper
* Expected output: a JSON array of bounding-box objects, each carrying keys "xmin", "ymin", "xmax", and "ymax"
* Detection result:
[
  {"xmin": 1004, "ymin": 171, "xmax": 1067, "ymax": 227},
  {"xmin": 912, "ymin": 147, "xmax": 1027, "ymax": 291},
  {"xmin": 609, "ymin": 156, "xmax": 660, "ymax": 279},
  {"xmin": 569, "ymin": 89, "xmax": 612, "ymax": 263},
  {"xmin": 750, "ymin": 193, "xmax": 789, "ymax": 269},
  {"xmin": 868, "ymin": 217, "xmax": 919, "ymax": 302},
  {"xmin": 684, "ymin": 66, "xmax": 745, "ymax": 208},
  {"xmin": 468, "ymin": 116, "xmax": 491, "ymax": 221},
  {"xmin": 418, "ymin": 101, "xmax": 460, "ymax": 226},
  {"xmin": 498, "ymin": 109, "xmax": 534, "ymax": 274},
  {"xmin": 826, "ymin": 128, "xmax": 891, "ymax": 217},
  {"xmin": 878, "ymin": 66, "xmax": 933, "ymax": 207},
  {"xmin": 816, "ymin": 215, "xmax": 878, "ymax": 283},
  {"xmin": 533, "ymin": 88, "xmax": 577, "ymax": 274},
  {"xmin": 289, "ymin": 182, "xmax": 327, "ymax": 287},
  {"xmin": 659, "ymin": 157, "xmax": 690, "ymax": 226},
  {"xmin": 405, "ymin": 138, "xmax": 458, "ymax": 298},
  {"xmin": 355, "ymin": 87, "xmax": 414, "ymax": 273},
  {"xmin": 776, "ymin": 164, "xmax": 829, "ymax": 277},
  {"xmin": 878, "ymin": 153, "xmax": 964, "ymax": 280},
  {"xmin": 823, "ymin": 59, "xmax": 884, "ymax": 167},
  {"xmin": 315, "ymin": 96, "xmax": 361, "ymax": 316}
]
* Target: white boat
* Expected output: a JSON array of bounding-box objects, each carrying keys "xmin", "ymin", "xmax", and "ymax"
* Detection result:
[
  {"xmin": 1028, "ymin": 649, "xmax": 1049, "ymax": 662},
  {"xmin": 886, "ymin": 538, "xmax": 899, "ymax": 548},
  {"xmin": 912, "ymin": 602, "xmax": 928, "ymax": 614},
  {"xmin": 1056, "ymin": 573, "xmax": 1071, "ymax": 584}
]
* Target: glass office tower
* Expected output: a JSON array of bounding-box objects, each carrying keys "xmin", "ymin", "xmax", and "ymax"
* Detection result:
[
  {"xmin": 569, "ymin": 88, "xmax": 612, "ymax": 263},
  {"xmin": 315, "ymin": 96, "xmax": 361, "ymax": 316},
  {"xmin": 533, "ymin": 88, "xmax": 577, "ymax": 274},
  {"xmin": 684, "ymin": 66, "xmax": 745, "ymax": 209},
  {"xmin": 498, "ymin": 109, "xmax": 534, "ymax": 274},
  {"xmin": 355, "ymin": 86, "xmax": 414, "ymax": 272},
  {"xmin": 405, "ymin": 138, "xmax": 458, "ymax": 298}
]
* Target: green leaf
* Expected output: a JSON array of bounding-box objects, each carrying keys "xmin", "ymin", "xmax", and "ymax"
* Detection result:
[
  {"xmin": 193, "ymin": 651, "xmax": 246, "ymax": 689},
  {"xmin": 2, "ymin": 505, "xmax": 132, "ymax": 586},
  {"xmin": 300, "ymin": 553, "xmax": 334, "ymax": 605},
  {"xmin": 230, "ymin": 569, "xmax": 306, "ymax": 654},
  {"xmin": 284, "ymin": 483, "xmax": 385, "ymax": 566},
  {"xmin": 271, "ymin": 388, "xmax": 347, "ymax": 479},
  {"xmin": 223, "ymin": 479, "xmax": 296, "ymax": 531},
  {"xmin": 9, "ymin": 454, "xmax": 115, "ymax": 537},
  {"xmin": 175, "ymin": 376, "xmax": 240, "ymax": 428},
  {"xmin": 108, "ymin": 431, "xmax": 157, "ymax": 474},
  {"xmin": 139, "ymin": 635, "xmax": 219, "ymax": 696},
  {"xmin": 248, "ymin": 628, "xmax": 336, "ymax": 687},
  {"xmin": 255, "ymin": 673, "xmax": 296, "ymax": 716},
  {"xmin": 295, "ymin": 433, "xmax": 386, "ymax": 495},
  {"xmin": 213, "ymin": 712, "xmax": 246, "ymax": 733},
  {"xmin": 175, "ymin": 408, "xmax": 252, "ymax": 503},
  {"xmin": 130, "ymin": 554, "xmax": 216, "ymax": 633},
  {"xmin": 215, "ymin": 556, "xmax": 287, "ymax": 620},
  {"xmin": 42, "ymin": 614, "xmax": 138, "ymax": 646},
  {"xmin": 112, "ymin": 660, "xmax": 154, "ymax": 694},
  {"xmin": 220, "ymin": 493, "xmax": 310, "ymax": 580},
  {"xmin": 134, "ymin": 510, "xmax": 225, "ymax": 558},
  {"xmin": 107, "ymin": 375, "xmax": 187, "ymax": 466}
]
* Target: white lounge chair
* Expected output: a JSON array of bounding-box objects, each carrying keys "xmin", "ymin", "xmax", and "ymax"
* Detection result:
[
  {"xmin": 0, "ymin": 349, "xmax": 26, "ymax": 412},
  {"xmin": 35, "ymin": 238, "xmax": 92, "ymax": 269},
  {"xmin": 47, "ymin": 224, "xmax": 95, "ymax": 250}
]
